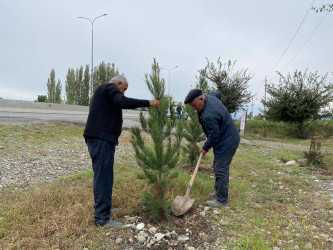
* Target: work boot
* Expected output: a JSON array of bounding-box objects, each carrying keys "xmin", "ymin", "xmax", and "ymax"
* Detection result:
[
  {"xmin": 96, "ymin": 220, "xmax": 122, "ymax": 228},
  {"xmin": 208, "ymin": 191, "xmax": 217, "ymax": 197},
  {"xmin": 206, "ymin": 199, "xmax": 228, "ymax": 208}
]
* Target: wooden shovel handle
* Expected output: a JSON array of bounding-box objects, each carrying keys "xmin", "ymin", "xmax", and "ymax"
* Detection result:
[{"xmin": 185, "ymin": 152, "xmax": 204, "ymax": 196}]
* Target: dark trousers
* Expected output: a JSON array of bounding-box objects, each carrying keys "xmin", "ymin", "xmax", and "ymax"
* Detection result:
[
  {"xmin": 213, "ymin": 149, "xmax": 237, "ymax": 203},
  {"xmin": 86, "ymin": 138, "xmax": 116, "ymax": 225}
]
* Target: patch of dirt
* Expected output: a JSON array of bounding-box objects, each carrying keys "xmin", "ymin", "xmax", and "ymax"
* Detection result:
[{"xmin": 179, "ymin": 164, "xmax": 214, "ymax": 175}]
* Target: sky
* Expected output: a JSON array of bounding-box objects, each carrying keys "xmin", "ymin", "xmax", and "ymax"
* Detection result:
[{"xmin": 0, "ymin": 0, "xmax": 332, "ymax": 115}]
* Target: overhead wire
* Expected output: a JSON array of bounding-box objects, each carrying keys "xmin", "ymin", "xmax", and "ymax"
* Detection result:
[
  {"xmin": 280, "ymin": 12, "xmax": 328, "ymax": 73},
  {"xmin": 267, "ymin": 0, "xmax": 317, "ymax": 78}
]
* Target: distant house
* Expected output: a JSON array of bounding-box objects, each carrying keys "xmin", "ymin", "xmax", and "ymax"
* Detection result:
[{"xmin": 320, "ymin": 102, "xmax": 333, "ymax": 116}]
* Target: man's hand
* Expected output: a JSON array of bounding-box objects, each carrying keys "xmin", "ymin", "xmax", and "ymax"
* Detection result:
[
  {"xmin": 200, "ymin": 148, "xmax": 208, "ymax": 156},
  {"xmin": 149, "ymin": 100, "xmax": 160, "ymax": 107}
]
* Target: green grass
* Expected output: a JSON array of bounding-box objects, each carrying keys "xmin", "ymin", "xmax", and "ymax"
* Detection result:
[{"xmin": 0, "ymin": 121, "xmax": 332, "ymax": 249}]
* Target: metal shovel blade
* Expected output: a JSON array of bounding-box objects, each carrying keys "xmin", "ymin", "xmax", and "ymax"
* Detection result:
[
  {"xmin": 172, "ymin": 153, "xmax": 203, "ymax": 217},
  {"xmin": 172, "ymin": 194, "xmax": 195, "ymax": 216}
]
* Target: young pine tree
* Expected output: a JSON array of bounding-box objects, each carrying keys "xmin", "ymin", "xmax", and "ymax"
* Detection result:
[
  {"xmin": 131, "ymin": 59, "xmax": 183, "ymax": 221},
  {"xmin": 182, "ymin": 104, "xmax": 206, "ymax": 168}
]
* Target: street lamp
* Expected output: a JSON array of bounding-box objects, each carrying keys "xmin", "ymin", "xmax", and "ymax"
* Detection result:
[
  {"xmin": 161, "ymin": 66, "xmax": 179, "ymax": 102},
  {"xmin": 78, "ymin": 14, "xmax": 108, "ymax": 98}
]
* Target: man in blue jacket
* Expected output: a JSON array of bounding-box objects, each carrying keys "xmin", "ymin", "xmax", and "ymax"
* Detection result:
[
  {"xmin": 184, "ymin": 89, "xmax": 240, "ymax": 207},
  {"xmin": 84, "ymin": 75, "xmax": 160, "ymax": 227}
]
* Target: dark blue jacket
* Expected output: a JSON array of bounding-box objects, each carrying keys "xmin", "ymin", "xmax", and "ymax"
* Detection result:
[
  {"xmin": 199, "ymin": 93, "xmax": 240, "ymax": 160},
  {"xmin": 84, "ymin": 83, "xmax": 150, "ymax": 144}
]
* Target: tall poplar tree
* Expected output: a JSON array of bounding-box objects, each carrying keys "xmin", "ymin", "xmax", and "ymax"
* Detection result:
[
  {"xmin": 93, "ymin": 61, "xmax": 119, "ymax": 93},
  {"xmin": 75, "ymin": 66, "xmax": 84, "ymax": 105},
  {"xmin": 81, "ymin": 65, "xmax": 90, "ymax": 106},
  {"xmin": 54, "ymin": 79, "xmax": 62, "ymax": 103},
  {"xmin": 46, "ymin": 69, "xmax": 62, "ymax": 103},
  {"xmin": 131, "ymin": 59, "xmax": 183, "ymax": 221},
  {"xmin": 65, "ymin": 68, "xmax": 76, "ymax": 104}
]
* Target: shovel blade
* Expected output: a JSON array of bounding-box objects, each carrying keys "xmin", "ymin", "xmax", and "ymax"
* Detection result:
[{"xmin": 172, "ymin": 194, "xmax": 195, "ymax": 216}]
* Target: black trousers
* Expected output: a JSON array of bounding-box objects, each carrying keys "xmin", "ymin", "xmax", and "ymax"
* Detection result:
[
  {"xmin": 213, "ymin": 149, "xmax": 237, "ymax": 203},
  {"xmin": 87, "ymin": 138, "xmax": 116, "ymax": 225}
]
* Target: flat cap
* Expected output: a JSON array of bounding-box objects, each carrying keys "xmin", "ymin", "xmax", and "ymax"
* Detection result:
[{"xmin": 184, "ymin": 89, "xmax": 202, "ymax": 104}]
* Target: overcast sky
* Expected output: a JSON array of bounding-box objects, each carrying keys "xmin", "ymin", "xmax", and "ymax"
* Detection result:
[{"xmin": 0, "ymin": 0, "xmax": 332, "ymax": 115}]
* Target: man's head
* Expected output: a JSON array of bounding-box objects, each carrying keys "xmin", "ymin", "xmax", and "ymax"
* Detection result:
[
  {"xmin": 184, "ymin": 89, "xmax": 205, "ymax": 112},
  {"xmin": 110, "ymin": 75, "xmax": 128, "ymax": 94}
]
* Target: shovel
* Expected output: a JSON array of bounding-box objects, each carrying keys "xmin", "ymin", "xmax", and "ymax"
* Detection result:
[{"xmin": 172, "ymin": 152, "xmax": 203, "ymax": 216}]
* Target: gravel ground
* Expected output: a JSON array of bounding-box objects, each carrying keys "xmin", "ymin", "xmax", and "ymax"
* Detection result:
[
  {"xmin": 1, "ymin": 120, "xmax": 332, "ymax": 202},
  {"xmin": 0, "ymin": 120, "xmax": 129, "ymax": 193}
]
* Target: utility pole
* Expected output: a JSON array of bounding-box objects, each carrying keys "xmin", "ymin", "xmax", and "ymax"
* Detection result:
[
  {"xmin": 78, "ymin": 14, "xmax": 108, "ymax": 99},
  {"xmin": 251, "ymin": 97, "xmax": 254, "ymax": 119},
  {"xmin": 264, "ymin": 77, "xmax": 267, "ymax": 137}
]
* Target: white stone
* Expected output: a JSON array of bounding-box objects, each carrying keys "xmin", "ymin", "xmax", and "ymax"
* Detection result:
[
  {"xmin": 294, "ymin": 245, "xmax": 299, "ymax": 250},
  {"xmin": 178, "ymin": 235, "xmax": 190, "ymax": 242},
  {"xmin": 204, "ymin": 206, "xmax": 210, "ymax": 212},
  {"xmin": 115, "ymin": 238, "xmax": 122, "ymax": 244},
  {"xmin": 285, "ymin": 160, "xmax": 298, "ymax": 166},
  {"xmin": 149, "ymin": 227, "xmax": 157, "ymax": 234},
  {"xmin": 213, "ymin": 209, "xmax": 221, "ymax": 215},
  {"xmin": 165, "ymin": 232, "xmax": 171, "ymax": 239},
  {"xmin": 305, "ymin": 243, "xmax": 312, "ymax": 249},
  {"xmin": 155, "ymin": 233, "xmax": 165, "ymax": 241},
  {"xmin": 186, "ymin": 247, "xmax": 195, "ymax": 250},
  {"xmin": 136, "ymin": 223, "xmax": 145, "ymax": 231},
  {"xmin": 123, "ymin": 224, "xmax": 134, "ymax": 228},
  {"xmin": 137, "ymin": 235, "xmax": 146, "ymax": 244}
]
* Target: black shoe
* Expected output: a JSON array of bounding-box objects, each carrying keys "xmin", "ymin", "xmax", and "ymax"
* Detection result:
[{"xmin": 206, "ymin": 199, "xmax": 228, "ymax": 208}]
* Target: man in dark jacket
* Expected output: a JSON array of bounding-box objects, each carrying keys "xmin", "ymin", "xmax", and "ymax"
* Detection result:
[
  {"xmin": 184, "ymin": 89, "xmax": 240, "ymax": 207},
  {"xmin": 84, "ymin": 75, "xmax": 160, "ymax": 227}
]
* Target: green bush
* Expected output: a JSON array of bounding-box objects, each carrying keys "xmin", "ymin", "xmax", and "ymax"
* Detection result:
[{"xmin": 241, "ymin": 119, "xmax": 333, "ymax": 138}]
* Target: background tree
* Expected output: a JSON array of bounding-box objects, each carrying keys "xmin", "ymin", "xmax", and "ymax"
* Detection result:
[
  {"xmin": 195, "ymin": 68, "xmax": 210, "ymax": 94},
  {"xmin": 46, "ymin": 69, "xmax": 61, "ymax": 103},
  {"xmin": 34, "ymin": 95, "xmax": 47, "ymax": 102},
  {"xmin": 65, "ymin": 68, "xmax": 76, "ymax": 104},
  {"xmin": 182, "ymin": 104, "xmax": 206, "ymax": 168},
  {"xmin": 54, "ymin": 79, "xmax": 62, "ymax": 103},
  {"xmin": 206, "ymin": 58, "xmax": 253, "ymax": 113},
  {"xmin": 131, "ymin": 59, "xmax": 183, "ymax": 221},
  {"xmin": 262, "ymin": 70, "xmax": 333, "ymax": 138},
  {"xmin": 92, "ymin": 61, "xmax": 119, "ymax": 93},
  {"xmin": 80, "ymin": 65, "xmax": 90, "ymax": 106},
  {"xmin": 75, "ymin": 66, "xmax": 84, "ymax": 105},
  {"xmin": 312, "ymin": 4, "xmax": 333, "ymax": 12}
]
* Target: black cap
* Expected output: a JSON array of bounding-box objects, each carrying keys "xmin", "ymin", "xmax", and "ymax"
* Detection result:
[{"xmin": 184, "ymin": 89, "xmax": 202, "ymax": 104}]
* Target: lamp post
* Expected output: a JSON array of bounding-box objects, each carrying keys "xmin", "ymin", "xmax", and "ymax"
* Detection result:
[
  {"xmin": 78, "ymin": 14, "xmax": 108, "ymax": 98},
  {"xmin": 161, "ymin": 66, "xmax": 178, "ymax": 105}
]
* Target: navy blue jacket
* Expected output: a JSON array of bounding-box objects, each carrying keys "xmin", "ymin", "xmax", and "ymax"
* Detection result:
[
  {"xmin": 199, "ymin": 93, "xmax": 240, "ymax": 160},
  {"xmin": 84, "ymin": 83, "xmax": 150, "ymax": 144}
]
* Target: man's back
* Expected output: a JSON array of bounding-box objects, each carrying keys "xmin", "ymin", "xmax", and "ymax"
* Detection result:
[{"xmin": 200, "ymin": 94, "xmax": 240, "ymax": 159}]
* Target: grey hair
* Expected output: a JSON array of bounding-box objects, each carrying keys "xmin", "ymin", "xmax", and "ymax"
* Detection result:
[{"xmin": 110, "ymin": 75, "xmax": 127, "ymax": 84}]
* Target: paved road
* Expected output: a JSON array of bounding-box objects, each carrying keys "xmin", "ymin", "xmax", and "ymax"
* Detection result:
[{"xmin": 0, "ymin": 111, "xmax": 142, "ymax": 128}]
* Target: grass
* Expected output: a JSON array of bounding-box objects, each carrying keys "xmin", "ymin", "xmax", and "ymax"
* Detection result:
[{"xmin": 0, "ymin": 121, "xmax": 332, "ymax": 249}]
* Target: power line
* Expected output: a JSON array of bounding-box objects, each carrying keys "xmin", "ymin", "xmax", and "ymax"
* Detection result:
[
  {"xmin": 267, "ymin": 0, "xmax": 317, "ymax": 78},
  {"xmin": 280, "ymin": 12, "xmax": 328, "ymax": 73}
]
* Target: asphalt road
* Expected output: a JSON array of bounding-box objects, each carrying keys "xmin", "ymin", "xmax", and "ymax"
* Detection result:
[{"xmin": 0, "ymin": 111, "xmax": 141, "ymax": 128}]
